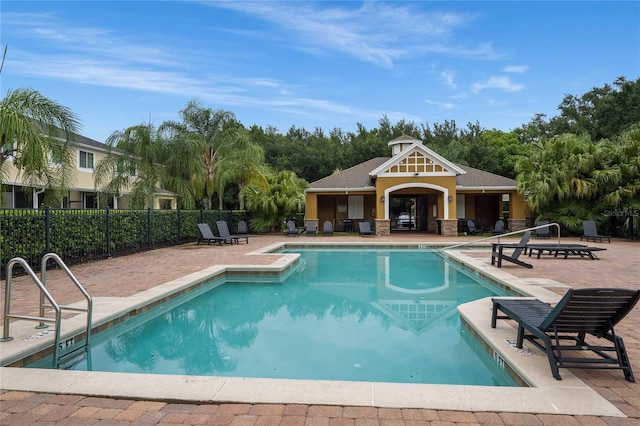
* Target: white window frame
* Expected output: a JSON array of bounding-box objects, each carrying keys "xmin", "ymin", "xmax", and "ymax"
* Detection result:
[
  {"xmin": 348, "ymin": 195, "xmax": 364, "ymax": 219},
  {"xmin": 78, "ymin": 150, "xmax": 95, "ymax": 170},
  {"xmin": 1, "ymin": 140, "xmax": 17, "ymax": 161}
]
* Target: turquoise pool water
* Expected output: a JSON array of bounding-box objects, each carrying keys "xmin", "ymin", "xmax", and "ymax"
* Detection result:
[{"xmin": 28, "ymin": 249, "xmax": 517, "ymax": 386}]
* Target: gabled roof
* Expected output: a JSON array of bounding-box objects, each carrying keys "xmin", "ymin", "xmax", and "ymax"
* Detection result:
[
  {"xmin": 308, "ymin": 157, "xmax": 516, "ymax": 191},
  {"xmin": 41, "ymin": 121, "xmax": 111, "ymax": 153},
  {"xmin": 387, "ymin": 134, "xmax": 421, "ymax": 144},
  {"xmin": 455, "ymin": 164, "xmax": 516, "ymax": 189},
  {"xmin": 307, "ymin": 158, "xmax": 387, "ymax": 191},
  {"xmin": 369, "ymin": 141, "xmax": 466, "ymax": 177}
]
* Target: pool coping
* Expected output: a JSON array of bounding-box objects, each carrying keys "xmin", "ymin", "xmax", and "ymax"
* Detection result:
[{"xmin": 0, "ymin": 242, "xmax": 626, "ymax": 417}]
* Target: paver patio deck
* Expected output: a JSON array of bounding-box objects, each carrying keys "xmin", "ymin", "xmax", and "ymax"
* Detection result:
[{"xmin": 1, "ymin": 233, "xmax": 639, "ymax": 425}]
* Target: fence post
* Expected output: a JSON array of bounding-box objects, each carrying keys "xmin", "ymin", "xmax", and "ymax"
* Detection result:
[
  {"xmin": 200, "ymin": 208, "xmax": 204, "ymax": 224},
  {"xmin": 45, "ymin": 206, "xmax": 51, "ymax": 253},
  {"xmin": 177, "ymin": 208, "xmax": 181, "ymax": 242},
  {"xmin": 147, "ymin": 208, "xmax": 152, "ymax": 248},
  {"xmin": 105, "ymin": 207, "xmax": 112, "ymax": 258}
]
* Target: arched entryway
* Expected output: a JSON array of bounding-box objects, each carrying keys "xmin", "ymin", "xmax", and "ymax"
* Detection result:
[{"xmin": 382, "ymin": 183, "xmax": 451, "ymax": 233}]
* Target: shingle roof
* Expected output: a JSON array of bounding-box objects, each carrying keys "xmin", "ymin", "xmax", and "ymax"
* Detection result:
[
  {"xmin": 309, "ymin": 158, "xmax": 516, "ymax": 190},
  {"xmin": 454, "ymin": 163, "xmax": 516, "ymax": 188},
  {"xmin": 308, "ymin": 157, "xmax": 388, "ymax": 190}
]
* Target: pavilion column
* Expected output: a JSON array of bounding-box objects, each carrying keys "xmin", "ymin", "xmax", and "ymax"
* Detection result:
[
  {"xmin": 439, "ymin": 219, "xmax": 458, "ymax": 237},
  {"xmin": 375, "ymin": 219, "xmax": 390, "ymax": 236},
  {"xmin": 508, "ymin": 218, "xmax": 526, "ymax": 232}
]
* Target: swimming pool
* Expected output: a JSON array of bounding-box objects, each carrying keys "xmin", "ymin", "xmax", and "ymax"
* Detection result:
[{"xmin": 26, "ymin": 248, "xmax": 517, "ymax": 386}]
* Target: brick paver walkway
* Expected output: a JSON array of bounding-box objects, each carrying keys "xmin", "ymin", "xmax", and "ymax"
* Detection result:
[{"xmin": 2, "ymin": 233, "xmax": 639, "ymax": 425}]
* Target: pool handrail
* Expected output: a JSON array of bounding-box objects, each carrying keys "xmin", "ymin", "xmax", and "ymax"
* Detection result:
[
  {"xmin": 2, "ymin": 253, "xmax": 93, "ymax": 368},
  {"xmin": 439, "ymin": 222, "xmax": 561, "ymax": 252},
  {"xmin": 1, "ymin": 257, "xmax": 62, "ymax": 367},
  {"xmin": 40, "ymin": 253, "xmax": 93, "ymax": 349}
]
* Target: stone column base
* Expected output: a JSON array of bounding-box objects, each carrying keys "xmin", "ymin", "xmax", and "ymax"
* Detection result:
[
  {"xmin": 508, "ymin": 219, "xmax": 526, "ymax": 232},
  {"xmin": 375, "ymin": 219, "xmax": 390, "ymax": 236},
  {"xmin": 440, "ymin": 219, "xmax": 459, "ymax": 237}
]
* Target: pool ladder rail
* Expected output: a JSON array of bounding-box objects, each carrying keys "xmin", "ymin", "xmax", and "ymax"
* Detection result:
[
  {"xmin": 439, "ymin": 222, "xmax": 561, "ymax": 251},
  {"xmin": 1, "ymin": 253, "xmax": 93, "ymax": 368}
]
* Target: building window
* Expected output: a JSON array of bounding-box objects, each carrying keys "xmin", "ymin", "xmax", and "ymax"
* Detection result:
[
  {"xmin": 79, "ymin": 151, "xmax": 94, "ymax": 169},
  {"xmin": 84, "ymin": 193, "xmax": 97, "ymax": 209},
  {"xmin": 1, "ymin": 141, "xmax": 16, "ymax": 160}
]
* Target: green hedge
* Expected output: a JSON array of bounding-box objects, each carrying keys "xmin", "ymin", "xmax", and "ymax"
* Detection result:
[{"xmin": 0, "ymin": 208, "xmax": 248, "ymax": 278}]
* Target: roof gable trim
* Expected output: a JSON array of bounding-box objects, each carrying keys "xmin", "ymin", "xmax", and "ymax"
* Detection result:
[{"xmin": 369, "ymin": 143, "xmax": 466, "ymax": 177}]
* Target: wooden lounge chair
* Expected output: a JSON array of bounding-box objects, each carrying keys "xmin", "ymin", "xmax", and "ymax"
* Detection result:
[
  {"xmin": 491, "ymin": 288, "xmax": 640, "ymax": 382},
  {"xmin": 196, "ymin": 223, "xmax": 224, "ymax": 246},
  {"xmin": 305, "ymin": 222, "xmax": 317, "ymax": 236},
  {"xmin": 215, "ymin": 220, "xmax": 240, "ymax": 244},
  {"xmin": 322, "ymin": 220, "xmax": 334, "ymax": 235},
  {"xmin": 525, "ymin": 243, "xmax": 606, "ymax": 260},
  {"xmin": 466, "ymin": 220, "xmax": 482, "ymax": 235},
  {"xmin": 581, "ymin": 220, "xmax": 611, "ymax": 243},
  {"xmin": 490, "ymin": 232, "xmax": 532, "ymax": 268},
  {"xmin": 235, "ymin": 220, "xmax": 249, "ymax": 243},
  {"xmin": 534, "ymin": 220, "xmax": 550, "ymax": 239},
  {"xmin": 285, "ymin": 220, "xmax": 299, "ymax": 237},
  {"xmin": 490, "ymin": 219, "xmax": 505, "ymax": 234},
  {"xmin": 358, "ymin": 221, "xmax": 374, "ymax": 237}
]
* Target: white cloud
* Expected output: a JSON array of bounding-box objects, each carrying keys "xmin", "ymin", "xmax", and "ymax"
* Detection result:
[
  {"xmin": 472, "ymin": 76, "xmax": 524, "ymax": 93},
  {"xmin": 425, "ymin": 99, "xmax": 455, "ymax": 110},
  {"xmin": 503, "ymin": 65, "xmax": 529, "ymax": 74},
  {"xmin": 206, "ymin": 2, "xmax": 491, "ymax": 67},
  {"xmin": 440, "ymin": 70, "xmax": 457, "ymax": 89}
]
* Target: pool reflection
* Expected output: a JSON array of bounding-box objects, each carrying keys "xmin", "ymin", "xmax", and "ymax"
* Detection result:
[{"xmin": 33, "ymin": 249, "xmax": 515, "ymax": 386}]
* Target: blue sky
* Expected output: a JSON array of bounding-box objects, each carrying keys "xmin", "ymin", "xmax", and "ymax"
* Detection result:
[{"xmin": 2, "ymin": 1, "xmax": 639, "ymax": 142}]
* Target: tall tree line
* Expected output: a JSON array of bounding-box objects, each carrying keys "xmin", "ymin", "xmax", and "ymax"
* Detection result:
[{"xmin": 3, "ymin": 73, "xmax": 638, "ymax": 235}]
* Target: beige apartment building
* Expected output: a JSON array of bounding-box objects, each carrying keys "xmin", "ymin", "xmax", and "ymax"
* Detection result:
[{"xmin": 2, "ymin": 132, "xmax": 176, "ymax": 210}]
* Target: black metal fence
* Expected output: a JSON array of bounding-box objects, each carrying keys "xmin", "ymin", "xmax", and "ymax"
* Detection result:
[
  {"xmin": 524, "ymin": 208, "xmax": 638, "ymax": 240},
  {"xmin": 0, "ymin": 207, "xmax": 247, "ymax": 279}
]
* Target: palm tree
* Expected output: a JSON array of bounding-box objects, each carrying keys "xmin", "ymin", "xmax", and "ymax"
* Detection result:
[
  {"xmin": 516, "ymin": 134, "xmax": 597, "ymax": 211},
  {"xmin": 212, "ymin": 129, "xmax": 267, "ymax": 210},
  {"xmin": 516, "ymin": 128, "xmax": 640, "ymax": 234},
  {"xmin": 162, "ymin": 100, "xmax": 236, "ymax": 210},
  {"xmin": 94, "ymin": 123, "xmax": 198, "ymax": 209},
  {"xmin": 241, "ymin": 168, "xmax": 308, "ymax": 232},
  {"xmin": 1, "ymin": 87, "xmax": 80, "ymax": 206},
  {"xmin": 596, "ymin": 124, "xmax": 640, "ymax": 208}
]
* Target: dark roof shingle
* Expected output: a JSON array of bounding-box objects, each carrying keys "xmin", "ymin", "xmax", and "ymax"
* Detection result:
[{"xmin": 309, "ymin": 158, "xmax": 516, "ymax": 190}]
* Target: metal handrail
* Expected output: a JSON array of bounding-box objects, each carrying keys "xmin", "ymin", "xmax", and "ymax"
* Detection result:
[
  {"xmin": 2, "ymin": 253, "xmax": 93, "ymax": 368},
  {"xmin": 41, "ymin": 253, "xmax": 93, "ymax": 348},
  {"xmin": 439, "ymin": 222, "xmax": 561, "ymax": 252},
  {"xmin": 1, "ymin": 258, "xmax": 63, "ymax": 364}
]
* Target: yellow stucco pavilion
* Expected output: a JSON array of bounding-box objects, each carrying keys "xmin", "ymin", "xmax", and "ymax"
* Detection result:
[{"xmin": 305, "ymin": 135, "xmax": 528, "ymax": 237}]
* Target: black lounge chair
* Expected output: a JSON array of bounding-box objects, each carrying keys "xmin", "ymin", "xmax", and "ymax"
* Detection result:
[
  {"xmin": 235, "ymin": 220, "xmax": 249, "ymax": 243},
  {"xmin": 525, "ymin": 243, "xmax": 606, "ymax": 260},
  {"xmin": 491, "ymin": 288, "xmax": 640, "ymax": 382},
  {"xmin": 358, "ymin": 221, "xmax": 374, "ymax": 237},
  {"xmin": 466, "ymin": 220, "xmax": 482, "ymax": 235},
  {"xmin": 286, "ymin": 220, "xmax": 299, "ymax": 237},
  {"xmin": 305, "ymin": 222, "xmax": 317, "ymax": 236},
  {"xmin": 534, "ymin": 220, "xmax": 550, "ymax": 239},
  {"xmin": 490, "ymin": 219, "xmax": 505, "ymax": 234},
  {"xmin": 322, "ymin": 220, "xmax": 334, "ymax": 235},
  {"xmin": 581, "ymin": 220, "xmax": 611, "ymax": 243},
  {"xmin": 215, "ymin": 220, "xmax": 240, "ymax": 244},
  {"xmin": 491, "ymin": 232, "xmax": 532, "ymax": 268},
  {"xmin": 197, "ymin": 223, "xmax": 224, "ymax": 246}
]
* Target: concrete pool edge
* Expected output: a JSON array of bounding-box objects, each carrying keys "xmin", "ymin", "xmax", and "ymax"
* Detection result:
[
  {"xmin": 0, "ymin": 243, "xmax": 627, "ymax": 417},
  {"xmin": 0, "ymin": 364, "xmax": 623, "ymax": 416}
]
